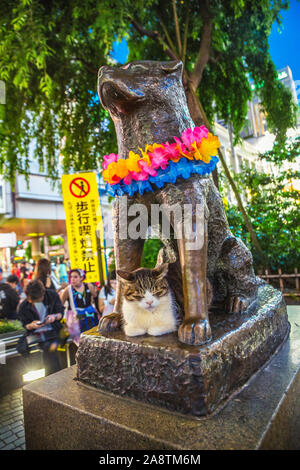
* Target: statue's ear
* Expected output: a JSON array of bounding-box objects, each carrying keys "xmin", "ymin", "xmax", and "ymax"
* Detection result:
[
  {"xmin": 117, "ymin": 270, "xmax": 135, "ymax": 283},
  {"xmin": 153, "ymin": 263, "xmax": 169, "ymax": 280},
  {"xmin": 161, "ymin": 61, "xmax": 183, "ymax": 77}
]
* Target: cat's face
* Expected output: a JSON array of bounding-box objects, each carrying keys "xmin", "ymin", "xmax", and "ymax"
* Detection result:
[{"xmin": 117, "ymin": 264, "xmax": 169, "ymax": 313}]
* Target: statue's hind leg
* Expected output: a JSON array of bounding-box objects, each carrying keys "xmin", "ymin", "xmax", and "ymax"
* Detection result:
[{"xmin": 211, "ymin": 236, "xmax": 258, "ymax": 314}]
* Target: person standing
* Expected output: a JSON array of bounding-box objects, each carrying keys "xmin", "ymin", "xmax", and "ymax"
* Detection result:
[
  {"xmin": 18, "ymin": 280, "xmax": 64, "ymax": 375},
  {"xmin": 35, "ymin": 258, "xmax": 62, "ymax": 292},
  {"xmin": 11, "ymin": 263, "xmax": 21, "ymax": 280},
  {"xmin": 0, "ymin": 274, "xmax": 20, "ymax": 320},
  {"xmin": 60, "ymin": 269, "xmax": 98, "ymax": 333},
  {"xmin": 58, "ymin": 258, "xmax": 68, "ymax": 284}
]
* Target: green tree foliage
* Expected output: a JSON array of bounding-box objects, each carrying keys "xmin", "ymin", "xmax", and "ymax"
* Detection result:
[
  {"xmin": 125, "ymin": 0, "xmax": 297, "ymax": 141},
  {"xmin": 141, "ymin": 238, "xmax": 163, "ymax": 268},
  {"xmin": 220, "ymin": 137, "xmax": 300, "ymax": 271},
  {"xmin": 0, "ymin": 0, "xmax": 297, "ymax": 184},
  {"xmin": 0, "ymin": 0, "xmax": 119, "ymax": 183}
]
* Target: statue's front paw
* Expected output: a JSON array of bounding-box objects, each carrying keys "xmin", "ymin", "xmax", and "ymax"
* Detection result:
[
  {"xmin": 226, "ymin": 296, "xmax": 249, "ymax": 313},
  {"xmin": 178, "ymin": 317, "xmax": 212, "ymax": 346},
  {"xmin": 98, "ymin": 312, "xmax": 122, "ymax": 333}
]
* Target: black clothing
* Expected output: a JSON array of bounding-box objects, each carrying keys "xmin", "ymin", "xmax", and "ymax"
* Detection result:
[
  {"xmin": 0, "ymin": 284, "xmax": 20, "ymax": 320},
  {"xmin": 18, "ymin": 289, "xmax": 64, "ymax": 334},
  {"xmin": 17, "ymin": 289, "xmax": 64, "ymax": 376},
  {"xmin": 70, "ymin": 284, "xmax": 93, "ymax": 308},
  {"xmin": 37, "ymin": 275, "xmax": 56, "ymax": 291}
]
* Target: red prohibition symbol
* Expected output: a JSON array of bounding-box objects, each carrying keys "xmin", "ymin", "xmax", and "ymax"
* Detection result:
[{"xmin": 69, "ymin": 177, "xmax": 90, "ymax": 198}]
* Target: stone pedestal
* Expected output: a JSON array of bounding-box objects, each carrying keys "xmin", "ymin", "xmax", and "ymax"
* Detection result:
[
  {"xmin": 76, "ymin": 284, "xmax": 289, "ymax": 416},
  {"xmin": 22, "ymin": 307, "xmax": 300, "ymax": 450}
]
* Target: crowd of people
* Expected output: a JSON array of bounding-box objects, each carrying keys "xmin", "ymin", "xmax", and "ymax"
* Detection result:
[{"xmin": 0, "ymin": 257, "xmax": 116, "ymax": 376}]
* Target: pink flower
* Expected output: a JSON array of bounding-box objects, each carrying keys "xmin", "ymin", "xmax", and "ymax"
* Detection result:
[
  {"xmin": 193, "ymin": 126, "xmax": 209, "ymax": 142},
  {"xmin": 102, "ymin": 153, "xmax": 118, "ymax": 170},
  {"xmin": 123, "ymin": 173, "xmax": 133, "ymax": 185},
  {"xmin": 132, "ymin": 170, "xmax": 149, "ymax": 181},
  {"xmin": 138, "ymin": 159, "xmax": 157, "ymax": 177},
  {"xmin": 181, "ymin": 126, "xmax": 208, "ymax": 149},
  {"xmin": 148, "ymin": 146, "xmax": 169, "ymax": 170},
  {"xmin": 163, "ymin": 141, "xmax": 181, "ymax": 161},
  {"xmin": 173, "ymin": 137, "xmax": 192, "ymax": 159}
]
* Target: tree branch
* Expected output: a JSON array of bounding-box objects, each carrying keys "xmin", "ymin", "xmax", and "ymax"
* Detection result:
[
  {"xmin": 172, "ymin": 0, "xmax": 182, "ymax": 58},
  {"xmin": 209, "ymin": 49, "xmax": 222, "ymax": 64},
  {"xmin": 157, "ymin": 13, "xmax": 178, "ymax": 56},
  {"xmin": 187, "ymin": 84, "xmax": 266, "ymax": 261},
  {"xmin": 182, "ymin": 9, "xmax": 190, "ymax": 66},
  {"xmin": 73, "ymin": 57, "xmax": 98, "ymax": 74},
  {"xmin": 131, "ymin": 18, "xmax": 179, "ymax": 61},
  {"xmin": 190, "ymin": 3, "xmax": 213, "ymax": 90}
]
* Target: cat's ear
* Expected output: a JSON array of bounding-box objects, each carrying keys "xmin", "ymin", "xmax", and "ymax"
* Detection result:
[
  {"xmin": 117, "ymin": 270, "xmax": 135, "ymax": 283},
  {"xmin": 153, "ymin": 263, "xmax": 168, "ymax": 280}
]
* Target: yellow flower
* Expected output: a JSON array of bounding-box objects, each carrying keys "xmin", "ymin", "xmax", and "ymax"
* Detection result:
[
  {"xmin": 139, "ymin": 146, "xmax": 152, "ymax": 166},
  {"xmin": 191, "ymin": 141, "xmax": 208, "ymax": 162},
  {"xmin": 115, "ymin": 159, "xmax": 128, "ymax": 178},
  {"xmin": 103, "ymin": 162, "xmax": 119, "ymax": 184},
  {"xmin": 102, "ymin": 159, "xmax": 129, "ymax": 184},
  {"xmin": 147, "ymin": 143, "xmax": 164, "ymax": 153},
  {"xmin": 197, "ymin": 133, "xmax": 220, "ymax": 163},
  {"xmin": 126, "ymin": 151, "xmax": 141, "ymax": 173},
  {"xmin": 138, "ymin": 145, "xmax": 149, "ymax": 161}
]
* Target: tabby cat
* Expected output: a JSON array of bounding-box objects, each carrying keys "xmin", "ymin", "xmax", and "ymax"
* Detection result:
[{"xmin": 117, "ymin": 264, "xmax": 180, "ymax": 337}]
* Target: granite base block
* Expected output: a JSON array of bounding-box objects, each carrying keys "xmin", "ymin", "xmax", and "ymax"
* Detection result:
[
  {"xmin": 23, "ymin": 308, "xmax": 300, "ymax": 450},
  {"xmin": 76, "ymin": 284, "xmax": 290, "ymax": 416}
]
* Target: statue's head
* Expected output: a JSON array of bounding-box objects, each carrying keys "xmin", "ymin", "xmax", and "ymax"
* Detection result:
[{"xmin": 97, "ymin": 60, "xmax": 185, "ymax": 119}]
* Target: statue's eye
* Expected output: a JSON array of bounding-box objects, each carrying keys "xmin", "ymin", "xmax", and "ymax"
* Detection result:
[{"xmin": 130, "ymin": 64, "xmax": 148, "ymax": 72}]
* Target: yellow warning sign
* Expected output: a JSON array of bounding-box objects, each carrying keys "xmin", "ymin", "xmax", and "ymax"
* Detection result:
[{"xmin": 61, "ymin": 172, "xmax": 107, "ymax": 283}]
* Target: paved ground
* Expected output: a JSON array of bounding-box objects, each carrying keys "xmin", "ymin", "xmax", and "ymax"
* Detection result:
[{"xmin": 0, "ymin": 389, "xmax": 25, "ymax": 450}]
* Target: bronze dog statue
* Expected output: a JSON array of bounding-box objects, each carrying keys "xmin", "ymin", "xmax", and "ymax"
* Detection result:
[{"xmin": 97, "ymin": 60, "xmax": 258, "ymax": 345}]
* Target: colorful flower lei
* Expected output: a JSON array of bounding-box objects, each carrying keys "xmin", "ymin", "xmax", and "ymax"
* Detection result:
[{"xmin": 101, "ymin": 126, "xmax": 221, "ymax": 196}]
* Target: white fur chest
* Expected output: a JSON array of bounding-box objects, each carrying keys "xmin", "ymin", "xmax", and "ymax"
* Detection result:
[{"xmin": 122, "ymin": 291, "xmax": 178, "ymax": 337}]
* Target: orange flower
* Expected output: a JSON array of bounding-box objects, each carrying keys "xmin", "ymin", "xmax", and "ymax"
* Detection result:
[
  {"xmin": 196, "ymin": 133, "xmax": 220, "ymax": 163},
  {"xmin": 191, "ymin": 141, "xmax": 211, "ymax": 163},
  {"xmin": 115, "ymin": 159, "xmax": 128, "ymax": 178},
  {"xmin": 103, "ymin": 162, "xmax": 121, "ymax": 185},
  {"xmin": 126, "ymin": 151, "xmax": 141, "ymax": 173}
]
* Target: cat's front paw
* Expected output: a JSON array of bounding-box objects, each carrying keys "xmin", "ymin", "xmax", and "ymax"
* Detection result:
[
  {"xmin": 178, "ymin": 317, "xmax": 212, "ymax": 346},
  {"xmin": 124, "ymin": 325, "xmax": 147, "ymax": 337},
  {"xmin": 148, "ymin": 326, "xmax": 176, "ymax": 336},
  {"xmin": 98, "ymin": 312, "xmax": 122, "ymax": 333}
]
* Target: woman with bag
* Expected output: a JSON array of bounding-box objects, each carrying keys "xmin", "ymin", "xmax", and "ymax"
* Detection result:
[{"xmin": 60, "ymin": 269, "xmax": 98, "ymax": 345}]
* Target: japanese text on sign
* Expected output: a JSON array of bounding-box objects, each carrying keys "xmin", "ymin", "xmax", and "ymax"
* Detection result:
[{"xmin": 61, "ymin": 172, "xmax": 106, "ymax": 283}]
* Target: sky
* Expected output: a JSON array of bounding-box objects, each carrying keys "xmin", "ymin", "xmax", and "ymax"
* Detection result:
[
  {"xmin": 268, "ymin": 0, "xmax": 300, "ymax": 92},
  {"xmin": 111, "ymin": 1, "xmax": 300, "ymax": 100}
]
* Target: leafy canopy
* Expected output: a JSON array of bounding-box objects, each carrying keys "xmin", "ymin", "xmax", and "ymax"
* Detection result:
[
  {"xmin": 0, "ymin": 0, "xmax": 297, "ymax": 183},
  {"xmin": 220, "ymin": 137, "xmax": 300, "ymax": 271}
]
